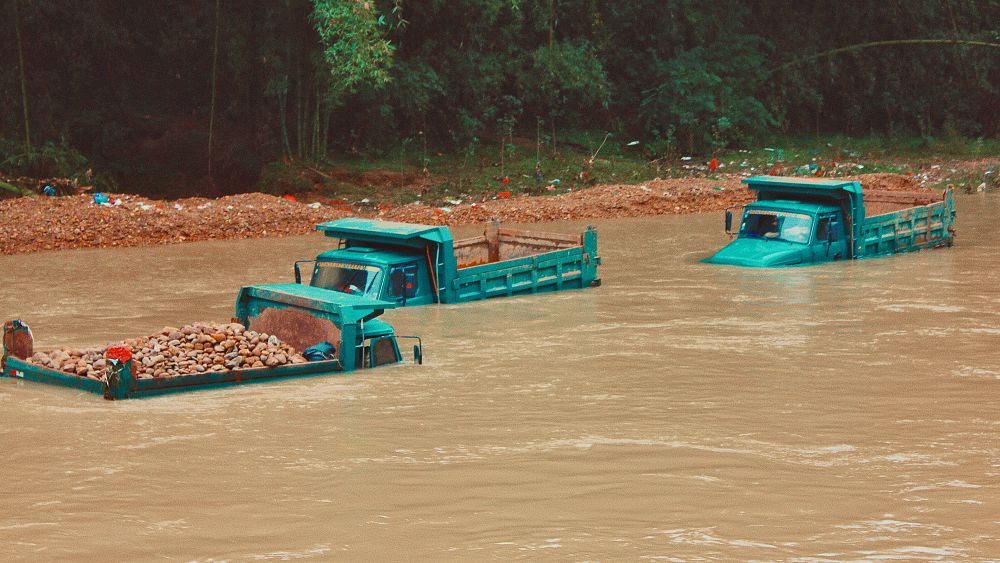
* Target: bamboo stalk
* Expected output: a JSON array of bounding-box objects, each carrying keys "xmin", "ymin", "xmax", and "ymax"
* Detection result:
[
  {"xmin": 13, "ymin": 0, "xmax": 31, "ymax": 154},
  {"xmin": 774, "ymin": 39, "xmax": 1000, "ymax": 75},
  {"xmin": 208, "ymin": 0, "xmax": 221, "ymax": 177}
]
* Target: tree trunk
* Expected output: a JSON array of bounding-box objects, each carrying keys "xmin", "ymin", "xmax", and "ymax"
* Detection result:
[
  {"xmin": 13, "ymin": 0, "xmax": 31, "ymax": 154},
  {"xmin": 295, "ymin": 54, "xmax": 303, "ymax": 158},
  {"xmin": 321, "ymin": 104, "xmax": 332, "ymax": 156},
  {"xmin": 312, "ymin": 80, "xmax": 321, "ymax": 159},
  {"xmin": 208, "ymin": 0, "xmax": 221, "ymax": 177},
  {"xmin": 551, "ymin": 114, "xmax": 557, "ymax": 155},
  {"xmin": 278, "ymin": 86, "xmax": 292, "ymax": 159}
]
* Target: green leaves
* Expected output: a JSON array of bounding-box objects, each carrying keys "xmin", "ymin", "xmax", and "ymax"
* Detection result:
[
  {"xmin": 520, "ymin": 40, "xmax": 609, "ymax": 116},
  {"xmin": 641, "ymin": 42, "xmax": 773, "ymax": 153},
  {"xmin": 311, "ymin": 0, "xmax": 395, "ymax": 95}
]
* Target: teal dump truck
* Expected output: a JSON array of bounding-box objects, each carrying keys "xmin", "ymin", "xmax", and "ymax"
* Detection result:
[
  {"xmin": 2, "ymin": 286, "xmax": 422, "ymax": 400},
  {"xmin": 706, "ymin": 176, "xmax": 956, "ymax": 267},
  {"xmin": 295, "ymin": 218, "xmax": 601, "ymax": 306}
]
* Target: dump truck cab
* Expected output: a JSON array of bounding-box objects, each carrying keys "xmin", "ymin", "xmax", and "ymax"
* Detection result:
[
  {"xmin": 295, "ymin": 218, "xmax": 453, "ymax": 307},
  {"xmin": 305, "ymin": 247, "xmax": 435, "ymax": 307},
  {"xmin": 710, "ymin": 199, "xmax": 850, "ymax": 267},
  {"xmin": 235, "ymin": 283, "xmax": 422, "ymax": 372}
]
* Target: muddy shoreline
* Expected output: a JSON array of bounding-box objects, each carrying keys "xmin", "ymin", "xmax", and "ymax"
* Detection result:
[{"xmin": 0, "ymin": 173, "xmax": 948, "ymax": 255}]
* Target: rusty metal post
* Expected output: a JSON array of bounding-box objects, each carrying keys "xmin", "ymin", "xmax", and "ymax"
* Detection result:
[
  {"xmin": 3, "ymin": 320, "xmax": 33, "ymax": 361},
  {"xmin": 486, "ymin": 218, "xmax": 500, "ymax": 263}
]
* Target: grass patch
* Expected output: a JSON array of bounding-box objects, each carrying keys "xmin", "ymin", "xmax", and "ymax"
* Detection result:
[{"xmin": 256, "ymin": 131, "xmax": 1000, "ymax": 205}]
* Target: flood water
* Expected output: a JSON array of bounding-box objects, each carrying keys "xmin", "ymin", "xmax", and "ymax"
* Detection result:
[{"xmin": 1, "ymin": 195, "xmax": 998, "ymax": 560}]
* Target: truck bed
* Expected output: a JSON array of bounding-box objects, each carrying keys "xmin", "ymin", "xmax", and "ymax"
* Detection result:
[
  {"xmin": 453, "ymin": 227, "xmax": 582, "ymax": 267},
  {"xmin": 862, "ymin": 190, "xmax": 945, "ymax": 217},
  {"xmin": 450, "ymin": 226, "xmax": 600, "ymax": 302},
  {"xmin": 859, "ymin": 189, "xmax": 955, "ymax": 257},
  {"xmin": 2, "ymin": 354, "xmax": 342, "ymax": 400}
]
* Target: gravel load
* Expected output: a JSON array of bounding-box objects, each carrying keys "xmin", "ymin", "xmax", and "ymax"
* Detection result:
[{"xmin": 28, "ymin": 322, "xmax": 308, "ymax": 380}]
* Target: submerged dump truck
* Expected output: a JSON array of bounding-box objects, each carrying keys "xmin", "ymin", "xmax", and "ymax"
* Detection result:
[
  {"xmin": 2, "ymin": 285, "xmax": 422, "ymax": 400},
  {"xmin": 294, "ymin": 218, "xmax": 601, "ymax": 306},
  {"xmin": 706, "ymin": 176, "xmax": 956, "ymax": 267}
]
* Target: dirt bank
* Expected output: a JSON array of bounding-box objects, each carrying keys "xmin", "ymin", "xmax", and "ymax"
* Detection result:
[{"xmin": 0, "ymin": 173, "xmax": 934, "ymax": 255}]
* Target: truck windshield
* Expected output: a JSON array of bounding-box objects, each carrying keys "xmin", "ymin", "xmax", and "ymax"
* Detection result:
[
  {"xmin": 311, "ymin": 262, "xmax": 382, "ymax": 296},
  {"xmin": 740, "ymin": 210, "xmax": 813, "ymax": 244}
]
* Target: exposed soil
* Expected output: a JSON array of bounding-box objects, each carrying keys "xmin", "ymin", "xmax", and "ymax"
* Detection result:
[{"xmin": 0, "ymin": 173, "xmax": 947, "ymax": 256}]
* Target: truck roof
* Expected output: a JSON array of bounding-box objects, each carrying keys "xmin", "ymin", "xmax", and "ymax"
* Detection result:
[
  {"xmin": 742, "ymin": 176, "xmax": 861, "ymax": 191},
  {"xmin": 316, "ymin": 218, "xmax": 452, "ymax": 244},
  {"xmin": 747, "ymin": 200, "xmax": 841, "ymax": 214},
  {"xmin": 238, "ymin": 283, "xmax": 396, "ymax": 326}
]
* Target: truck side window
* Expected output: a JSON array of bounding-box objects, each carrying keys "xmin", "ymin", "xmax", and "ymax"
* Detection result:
[
  {"xmin": 816, "ymin": 217, "xmax": 831, "ymax": 242},
  {"xmin": 389, "ymin": 264, "xmax": 418, "ymax": 299},
  {"xmin": 389, "ymin": 269, "xmax": 404, "ymax": 296}
]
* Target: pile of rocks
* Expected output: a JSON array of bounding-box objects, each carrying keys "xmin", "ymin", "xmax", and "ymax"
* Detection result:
[
  {"xmin": 28, "ymin": 322, "xmax": 307, "ymax": 380},
  {"xmin": 0, "ymin": 192, "xmax": 350, "ymax": 255},
  {"xmin": 28, "ymin": 348, "xmax": 108, "ymax": 380}
]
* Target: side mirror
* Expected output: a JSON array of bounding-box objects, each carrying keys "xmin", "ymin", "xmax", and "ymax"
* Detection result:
[
  {"xmin": 725, "ymin": 210, "xmax": 733, "ymax": 233},
  {"xmin": 293, "ymin": 260, "xmax": 316, "ymax": 284},
  {"xmin": 413, "ymin": 345, "xmax": 423, "ymax": 365}
]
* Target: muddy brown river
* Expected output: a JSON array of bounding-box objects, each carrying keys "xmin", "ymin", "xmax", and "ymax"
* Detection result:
[{"xmin": 1, "ymin": 195, "xmax": 998, "ymax": 560}]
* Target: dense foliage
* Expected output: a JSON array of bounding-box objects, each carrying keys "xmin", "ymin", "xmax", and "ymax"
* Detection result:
[{"xmin": 1, "ymin": 0, "xmax": 997, "ymax": 193}]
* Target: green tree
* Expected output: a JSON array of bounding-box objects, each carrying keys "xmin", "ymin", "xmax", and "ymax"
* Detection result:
[{"xmin": 312, "ymin": 0, "xmax": 394, "ymax": 97}]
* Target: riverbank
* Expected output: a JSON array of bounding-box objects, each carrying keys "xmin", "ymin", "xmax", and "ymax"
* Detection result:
[{"xmin": 0, "ymin": 172, "xmax": 951, "ymax": 256}]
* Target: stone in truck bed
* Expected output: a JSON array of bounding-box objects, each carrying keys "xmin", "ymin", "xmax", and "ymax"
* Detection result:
[{"xmin": 28, "ymin": 321, "xmax": 307, "ymax": 381}]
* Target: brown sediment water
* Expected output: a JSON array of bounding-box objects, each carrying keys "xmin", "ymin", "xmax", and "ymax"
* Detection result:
[{"xmin": 0, "ymin": 195, "xmax": 998, "ymax": 560}]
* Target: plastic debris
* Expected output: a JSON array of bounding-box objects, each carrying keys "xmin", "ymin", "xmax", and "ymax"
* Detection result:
[
  {"xmin": 42, "ymin": 184, "xmax": 56, "ymax": 197},
  {"xmin": 307, "ymin": 202, "xmax": 322, "ymax": 209},
  {"xmin": 93, "ymin": 192, "xmax": 109, "ymax": 205},
  {"xmin": 105, "ymin": 345, "xmax": 133, "ymax": 363},
  {"xmin": 627, "ymin": 141, "xmax": 640, "ymax": 146},
  {"xmin": 681, "ymin": 156, "xmax": 692, "ymax": 161},
  {"xmin": 709, "ymin": 158, "xmax": 719, "ymax": 172},
  {"xmin": 282, "ymin": 194, "xmax": 297, "ymax": 202},
  {"xmin": 303, "ymin": 342, "xmax": 337, "ymax": 362},
  {"xmin": 498, "ymin": 191, "xmax": 511, "ymax": 198}
]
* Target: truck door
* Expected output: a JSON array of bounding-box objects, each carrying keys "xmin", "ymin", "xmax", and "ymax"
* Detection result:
[
  {"xmin": 388, "ymin": 263, "xmax": 419, "ymax": 304},
  {"xmin": 813, "ymin": 214, "xmax": 847, "ymax": 262}
]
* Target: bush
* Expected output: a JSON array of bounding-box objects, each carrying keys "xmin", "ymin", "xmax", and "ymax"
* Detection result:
[{"xmin": 0, "ymin": 138, "xmax": 89, "ymax": 180}]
